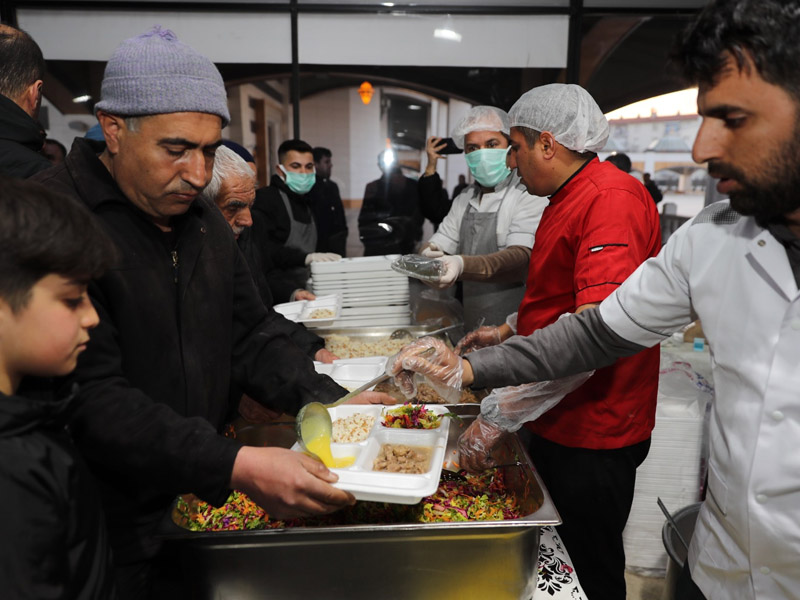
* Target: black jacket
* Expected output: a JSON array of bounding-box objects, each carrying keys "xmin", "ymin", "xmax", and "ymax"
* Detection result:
[
  {"xmin": 0, "ymin": 387, "xmax": 116, "ymax": 599},
  {"xmin": 0, "ymin": 93, "xmax": 51, "ymax": 178},
  {"xmin": 252, "ymin": 174, "xmax": 314, "ymax": 269},
  {"xmin": 238, "ymin": 222, "xmax": 307, "ymax": 304},
  {"xmin": 307, "ymin": 175, "xmax": 348, "ymax": 255},
  {"xmin": 32, "ymin": 139, "xmax": 346, "ymax": 566},
  {"xmin": 358, "ymin": 171, "xmax": 424, "ymax": 255},
  {"xmin": 236, "ymin": 228, "xmax": 324, "ymax": 359},
  {"xmin": 417, "ymin": 171, "xmax": 454, "ymax": 230}
]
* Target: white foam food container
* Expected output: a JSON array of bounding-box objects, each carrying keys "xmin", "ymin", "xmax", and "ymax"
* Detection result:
[
  {"xmin": 313, "ymin": 357, "xmax": 388, "ymax": 390},
  {"xmin": 313, "ymin": 279, "xmax": 409, "ymax": 292},
  {"xmin": 310, "ymin": 255, "xmax": 401, "ymax": 276},
  {"xmin": 273, "ymin": 294, "xmax": 341, "ymax": 326},
  {"xmin": 293, "ymin": 403, "xmax": 451, "ymax": 504},
  {"xmin": 312, "ymin": 270, "xmax": 408, "ymax": 283}
]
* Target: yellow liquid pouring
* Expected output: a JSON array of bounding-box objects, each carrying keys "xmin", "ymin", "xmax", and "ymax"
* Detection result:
[{"xmin": 305, "ymin": 432, "xmax": 355, "ymax": 468}]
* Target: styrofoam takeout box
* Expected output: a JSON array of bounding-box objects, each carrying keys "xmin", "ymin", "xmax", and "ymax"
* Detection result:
[
  {"xmin": 273, "ymin": 294, "xmax": 341, "ymax": 326},
  {"xmin": 292, "ymin": 403, "xmax": 451, "ymax": 504},
  {"xmin": 313, "ymin": 357, "xmax": 388, "ymax": 391}
]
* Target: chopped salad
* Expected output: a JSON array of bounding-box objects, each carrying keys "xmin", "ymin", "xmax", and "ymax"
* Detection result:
[
  {"xmin": 381, "ymin": 402, "xmax": 444, "ymax": 429},
  {"xmin": 175, "ymin": 469, "xmax": 523, "ymax": 532}
]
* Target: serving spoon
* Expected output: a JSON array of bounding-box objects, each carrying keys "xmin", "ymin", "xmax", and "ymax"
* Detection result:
[{"xmin": 389, "ymin": 323, "xmax": 463, "ymax": 340}]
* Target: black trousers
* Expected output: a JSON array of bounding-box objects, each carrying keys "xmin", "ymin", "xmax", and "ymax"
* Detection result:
[{"xmin": 527, "ymin": 434, "xmax": 651, "ymax": 600}]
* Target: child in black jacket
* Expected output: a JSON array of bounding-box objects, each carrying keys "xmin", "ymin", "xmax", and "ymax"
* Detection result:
[{"xmin": 0, "ymin": 176, "xmax": 117, "ymax": 598}]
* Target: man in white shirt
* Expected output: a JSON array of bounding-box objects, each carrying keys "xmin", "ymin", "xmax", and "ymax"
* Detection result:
[
  {"xmin": 419, "ymin": 106, "xmax": 549, "ymax": 329},
  {"xmin": 388, "ymin": 1, "xmax": 800, "ymax": 598}
]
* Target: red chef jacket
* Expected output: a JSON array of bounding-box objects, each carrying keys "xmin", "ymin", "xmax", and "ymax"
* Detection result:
[{"xmin": 518, "ymin": 157, "xmax": 661, "ymax": 449}]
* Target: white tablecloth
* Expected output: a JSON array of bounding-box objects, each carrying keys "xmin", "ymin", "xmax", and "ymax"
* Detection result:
[{"xmin": 534, "ymin": 526, "xmax": 587, "ymax": 598}]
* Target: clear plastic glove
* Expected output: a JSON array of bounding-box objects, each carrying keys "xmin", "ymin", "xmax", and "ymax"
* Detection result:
[
  {"xmin": 421, "ymin": 243, "xmax": 445, "ymax": 258},
  {"xmin": 385, "ymin": 336, "xmax": 463, "ymax": 402},
  {"xmin": 480, "ymin": 372, "xmax": 594, "ymax": 434},
  {"xmin": 426, "ymin": 255, "xmax": 463, "ymax": 289},
  {"xmin": 305, "ymin": 252, "xmax": 341, "ymax": 265},
  {"xmin": 391, "ymin": 254, "xmax": 445, "ymax": 280},
  {"xmin": 457, "ymin": 416, "xmax": 509, "ymax": 472},
  {"xmin": 455, "ymin": 325, "xmax": 505, "ymax": 355},
  {"xmin": 505, "ymin": 312, "xmax": 518, "ymax": 334}
]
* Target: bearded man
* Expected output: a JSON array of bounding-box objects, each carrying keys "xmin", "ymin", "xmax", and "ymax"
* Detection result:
[{"xmin": 388, "ymin": 1, "xmax": 800, "ymax": 599}]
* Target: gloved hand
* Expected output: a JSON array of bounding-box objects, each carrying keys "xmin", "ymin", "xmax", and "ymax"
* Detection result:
[
  {"xmin": 457, "ymin": 416, "xmax": 509, "ymax": 472},
  {"xmin": 421, "ymin": 243, "xmax": 445, "ymax": 258},
  {"xmin": 305, "ymin": 252, "xmax": 341, "ymax": 265},
  {"xmin": 422, "ymin": 255, "xmax": 463, "ymax": 290},
  {"xmin": 455, "ymin": 325, "xmax": 505, "ymax": 355},
  {"xmin": 385, "ymin": 336, "xmax": 463, "ymax": 401}
]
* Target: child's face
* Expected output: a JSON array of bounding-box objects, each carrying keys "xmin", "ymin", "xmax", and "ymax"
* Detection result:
[{"xmin": 0, "ymin": 274, "xmax": 99, "ymax": 392}]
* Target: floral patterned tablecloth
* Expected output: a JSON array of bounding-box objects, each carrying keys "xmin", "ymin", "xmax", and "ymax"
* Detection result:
[{"xmin": 534, "ymin": 526, "xmax": 587, "ymax": 599}]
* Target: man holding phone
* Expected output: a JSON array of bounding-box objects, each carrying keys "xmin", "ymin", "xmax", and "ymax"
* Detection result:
[{"xmin": 418, "ymin": 106, "xmax": 549, "ymax": 329}]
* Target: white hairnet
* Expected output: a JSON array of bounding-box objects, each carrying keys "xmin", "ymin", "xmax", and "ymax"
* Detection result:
[
  {"xmin": 508, "ymin": 84, "xmax": 609, "ymax": 153},
  {"xmin": 450, "ymin": 105, "xmax": 510, "ymax": 150}
]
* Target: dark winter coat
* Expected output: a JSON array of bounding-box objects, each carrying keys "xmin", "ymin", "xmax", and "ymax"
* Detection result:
[
  {"xmin": 307, "ymin": 175, "xmax": 348, "ymax": 256},
  {"xmin": 32, "ymin": 138, "xmax": 346, "ymax": 567},
  {"xmin": 0, "ymin": 93, "xmax": 51, "ymax": 178},
  {"xmin": 236, "ymin": 227, "xmax": 324, "ymax": 358},
  {"xmin": 252, "ymin": 174, "xmax": 314, "ymax": 269},
  {"xmin": 0, "ymin": 386, "xmax": 116, "ymax": 599}
]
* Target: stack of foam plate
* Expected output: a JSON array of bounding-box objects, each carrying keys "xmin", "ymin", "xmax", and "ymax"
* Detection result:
[{"xmin": 310, "ymin": 255, "xmax": 411, "ymax": 328}]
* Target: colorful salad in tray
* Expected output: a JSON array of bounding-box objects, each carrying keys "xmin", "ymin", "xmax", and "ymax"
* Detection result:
[
  {"xmin": 380, "ymin": 402, "xmax": 452, "ymax": 429},
  {"xmin": 175, "ymin": 469, "xmax": 523, "ymax": 532}
]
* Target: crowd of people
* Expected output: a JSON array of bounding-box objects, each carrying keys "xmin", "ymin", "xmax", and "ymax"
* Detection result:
[{"xmin": 2, "ymin": 1, "xmax": 800, "ymax": 599}]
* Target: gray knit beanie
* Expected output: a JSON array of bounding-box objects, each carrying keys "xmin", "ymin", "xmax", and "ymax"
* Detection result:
[{"xmin": 94, "ymin": 26, "xmax": 230, "ymax": 126}]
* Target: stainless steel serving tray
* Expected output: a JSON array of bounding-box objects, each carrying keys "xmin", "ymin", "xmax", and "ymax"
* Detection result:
[
  {"xmin": 159, "ymin": 406, "xmax": 560, "ymax": 600},
  {"xmin": 318, "ymin": 324, "xmax": 460, "ymax": 340}
]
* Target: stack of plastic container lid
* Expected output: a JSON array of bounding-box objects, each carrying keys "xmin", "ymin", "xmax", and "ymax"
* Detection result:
[{"xmin": 310, "ymin": 255, "xmax": 411, "ymax": 328}]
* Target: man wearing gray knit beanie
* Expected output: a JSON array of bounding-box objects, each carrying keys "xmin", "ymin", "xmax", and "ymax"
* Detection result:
[{"xmin": 33, "ymin": 26, "xmax": 390, "ymax": 599}]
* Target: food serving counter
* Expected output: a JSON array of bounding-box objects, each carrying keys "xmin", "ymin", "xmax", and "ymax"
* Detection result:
[{"xmin": 158, "ymin": 406, "xmax": 574, "ymax": 600}]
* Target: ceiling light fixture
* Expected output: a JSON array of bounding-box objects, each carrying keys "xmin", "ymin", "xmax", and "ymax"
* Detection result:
[
  {"xmin": 72, "ymin": 94, "xmax": 91, "ymax": 103},
  {"xmin": 434, "ymin": 15, "xmax": 462, "ymax": 42}
]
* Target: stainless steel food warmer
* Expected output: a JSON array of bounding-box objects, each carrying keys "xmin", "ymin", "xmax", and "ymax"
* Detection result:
[{"xmin": 159, "ymin": 406, "xmax": 560, "ymax": 600}]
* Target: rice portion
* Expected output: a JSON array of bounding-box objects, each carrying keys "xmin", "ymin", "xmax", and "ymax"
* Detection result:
[
  {"xmin": 332, "ymin": 413, "xmax": 375, "ymax": 443},
  {"xmin": 324, "ymin": 334, "xmax": 409, "ymax": 359}
]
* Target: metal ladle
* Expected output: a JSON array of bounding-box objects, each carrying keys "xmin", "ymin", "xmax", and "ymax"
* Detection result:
[{"xmin": 389, "ymin": 323, "xmax": 463, "ymax": 340}]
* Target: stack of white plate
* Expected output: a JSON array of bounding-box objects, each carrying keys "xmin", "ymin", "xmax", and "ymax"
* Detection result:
[{"xmin": 310, "ymin": 256, "xmax": 411, "ymax": 328}]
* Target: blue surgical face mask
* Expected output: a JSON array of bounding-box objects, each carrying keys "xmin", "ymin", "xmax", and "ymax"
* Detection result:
[
  {"xmin": 279, "ymin": 164, "xmax": 316, "ymax": 195},
  {"xmin": 464, "ymin": 147, "xmax": 511, "ymax": 188}
]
